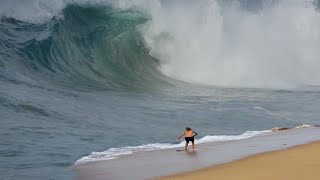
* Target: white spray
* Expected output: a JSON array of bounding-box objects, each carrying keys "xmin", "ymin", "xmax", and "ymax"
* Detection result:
[{"xmin": 142, "ymin": 0, "xmax": 320, "ymax": 88}]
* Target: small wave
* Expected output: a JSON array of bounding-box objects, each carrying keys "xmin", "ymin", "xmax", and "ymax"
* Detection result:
[
  {"xmin": 295, "ymin": 124, "xmax": 313, "ymax": 128},
  {"xmin": 271, "ymin": 124, "xmax": 314, "ymax": 132},
  {"xmin": 75, "ymin": 130, "xmax": 271, "ymax": 165}
]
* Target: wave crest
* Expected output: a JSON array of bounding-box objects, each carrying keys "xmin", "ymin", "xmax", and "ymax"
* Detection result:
[{"xmin": 1, "ymin": 3, "xmax": 167, "ymax": 90}]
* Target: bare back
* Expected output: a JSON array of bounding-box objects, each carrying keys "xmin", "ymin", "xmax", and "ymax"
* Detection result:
[{"xmin": 185, "ymin": 130, "xmax": 193, "ymax": 137}]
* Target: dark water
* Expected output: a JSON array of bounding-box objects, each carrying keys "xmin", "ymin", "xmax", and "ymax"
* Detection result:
[{"xmin": 1, "ymin": 1, "xmax": 320, "ymax": 180}]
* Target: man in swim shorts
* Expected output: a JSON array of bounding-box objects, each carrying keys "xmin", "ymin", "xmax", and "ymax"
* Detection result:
[{"xmin": 177, "ymin": 127, "xmax": 198, "ymax": 150}]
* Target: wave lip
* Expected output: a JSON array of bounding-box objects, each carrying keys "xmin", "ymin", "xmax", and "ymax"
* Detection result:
[{"xmin": 75, "ymin": 129, "xmax": 271, "ymax": 165}]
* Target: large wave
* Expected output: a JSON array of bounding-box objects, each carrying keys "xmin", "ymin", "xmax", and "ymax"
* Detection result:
[
  {"xmin": 0, "ymin": 1, "xmax": 170, "ymax": 91},
  {"xmin": 1, "ymin": 0, "xmax": 320, "ymax": 89}
]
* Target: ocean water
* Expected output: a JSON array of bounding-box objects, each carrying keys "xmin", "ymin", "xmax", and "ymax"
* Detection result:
[{"xmin": 1, "ymin": 0, "xmax": 320, "ymax": 180}]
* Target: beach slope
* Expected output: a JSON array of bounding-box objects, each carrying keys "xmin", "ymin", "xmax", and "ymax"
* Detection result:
[{"xmin": 160, "ymin": 141, "xmax": 320, "ymax": 180}]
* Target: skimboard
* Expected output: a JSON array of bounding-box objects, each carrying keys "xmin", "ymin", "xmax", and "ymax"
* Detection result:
[{"xmin": 176, "ymin": 149, "xmax": 197, "ymax": 152}]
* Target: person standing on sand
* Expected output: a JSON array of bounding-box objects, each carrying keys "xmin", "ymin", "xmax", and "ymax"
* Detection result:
[{"xmin": 177, "ymin": 127, "xmax": 198, "ymax": 150}]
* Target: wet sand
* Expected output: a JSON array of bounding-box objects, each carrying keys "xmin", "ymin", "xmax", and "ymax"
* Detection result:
[
  {"xmin": 74, "ymin": 127, "xmax": 320, "ymax": 180},
  {"xmin": 160, "ymin": 141, "xmax": 320, "ymax": 180}
]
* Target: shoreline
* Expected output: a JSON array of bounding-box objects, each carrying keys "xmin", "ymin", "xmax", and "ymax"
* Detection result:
[
  {"xmin": 74, "ymin": 127, "xmax": 320, "ymax": 180},
  {"xmin": 159, "ymin": 141, "xmax": 320, "ymax": 180}
]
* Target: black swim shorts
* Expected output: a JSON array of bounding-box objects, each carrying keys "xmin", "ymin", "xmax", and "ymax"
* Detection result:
[{"xmin": 185, "ymin": 137, "xmax": 194, "ymax": 143}]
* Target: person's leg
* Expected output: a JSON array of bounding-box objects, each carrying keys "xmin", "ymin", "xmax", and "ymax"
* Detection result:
[
  {"xmin": 185, "ymin": 142, "xmax": 189, "ymax": 150},
  {"xmin": 192, "ymin": 141, "xmax": 195, "ymax": 150}
]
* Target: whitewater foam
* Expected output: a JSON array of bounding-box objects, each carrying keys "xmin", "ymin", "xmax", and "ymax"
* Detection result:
[
  {"xmin": 142, "ymin": 0, "xmax": 320, "ymax": 88},
  {"xmin": 75, "ymin": 130, "xmax": 271, "ymax": 165},
  {"xmin": 76, "ymin": 123, "xmax": 317, "ymax": 165},
  {"xmin": 0, "ymin": 0, "xmax": 155, "ymax": 23}
]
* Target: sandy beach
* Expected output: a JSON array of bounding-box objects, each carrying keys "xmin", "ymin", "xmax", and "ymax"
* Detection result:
[{"xmin": 160, "ymin": 141, "xmax": 320, "ymax": 180}]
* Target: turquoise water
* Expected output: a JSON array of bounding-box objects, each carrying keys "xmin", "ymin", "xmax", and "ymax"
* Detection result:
[{"xmin": 1, "ymin": 1, "xmax": 320, "ymax": 180}]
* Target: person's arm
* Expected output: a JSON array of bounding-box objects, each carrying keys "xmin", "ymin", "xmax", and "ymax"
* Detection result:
[
  {"xmin": 177, "ymin": 133, "xmax": 185, "ymax": 142},
  {"xmin": 193, "ymin": 131, "xmax": 198, "ymax": 137}
]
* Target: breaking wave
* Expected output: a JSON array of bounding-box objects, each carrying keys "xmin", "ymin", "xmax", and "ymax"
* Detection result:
[{"xmin": 1, "ymin": 0, "xmax": 320, "ymax": 91}]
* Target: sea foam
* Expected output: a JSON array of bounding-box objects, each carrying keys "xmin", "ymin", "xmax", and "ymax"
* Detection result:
[
  {"xmin": 76, "ymin": 123, "xmax": 315, "ymax": 165},
  {"xmin": 75, "ymin": 129, "xmax": 271, "ymax": 165}
]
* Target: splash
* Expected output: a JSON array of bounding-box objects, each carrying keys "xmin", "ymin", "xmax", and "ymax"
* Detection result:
[{"xmin": 143, "ymin": 0, "xmax": 320, "ymax": 88}]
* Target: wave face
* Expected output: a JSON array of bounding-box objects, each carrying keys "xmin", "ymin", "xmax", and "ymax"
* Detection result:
[
  {"xmin": 1, "ymin": 0, "xmax": 320, "ymax": 90},
  {"xmin": 0, "ymin": 1, "xmax": 168, "ymax": 91}
]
